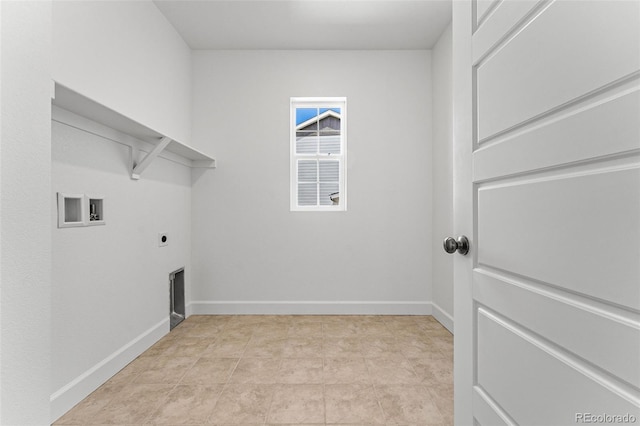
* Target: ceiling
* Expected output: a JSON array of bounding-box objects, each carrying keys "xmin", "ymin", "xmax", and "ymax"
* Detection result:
[{"xmin": 153, "ymin": 0, "xmax": 452, "ymax": 50}]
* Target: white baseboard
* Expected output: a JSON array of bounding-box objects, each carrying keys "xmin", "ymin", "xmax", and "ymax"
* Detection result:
[
  {"xmin": 50, "ymin": 318, "xmax": 169, "ymax": 423},
  {"xmin": 431, "ymin": 302, "xmax": 454, "ymax": 333},
  {"xmin": 188, "ymin": 300, "xmax": 432, "ymax": 315}
]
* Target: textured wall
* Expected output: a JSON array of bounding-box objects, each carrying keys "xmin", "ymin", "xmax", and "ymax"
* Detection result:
[
  {"xmin": 431, "ymin": 22, "xmax": 454, "ymax": 329},
  {"xmin": 51, "ymin": 118, "xmax": 192, "ymax": 420},
  {"xmin": 191, "ymin": 50, "xmax": 433, "ymax": 313},
  {"xmin": 0, "ymin": 1, "xmax": 52, "ymax": 423},
  {"xmin": 53, "ymin": 0, "xmax": 192, "ymax": 143}
]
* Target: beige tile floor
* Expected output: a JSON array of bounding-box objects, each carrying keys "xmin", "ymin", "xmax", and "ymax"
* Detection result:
[{"xmin": 54, "ymin": 315, "xmax": 453, "ymax": 426}]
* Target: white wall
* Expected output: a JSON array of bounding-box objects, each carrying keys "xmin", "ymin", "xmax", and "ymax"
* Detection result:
[
  {"xmin": 191, "ymin": 50, "xmax": 433, "ymax": 314},
  {"xmin": 50, "ymin": 115, "xmax": 192, "ymax": 420},
  {"xmin": 0, "ymin": 1, "xmax": 52, "ymax": 423},
  {"xmin": 431, "ymin": 23, "xmax": 454, "ymax": 331},
  {"xmin": 53, "ymin": 0, "xmax": 192, "ymax": 143},
  {"xmin": 51, "ymin": 2, "xmax": 196, "ymax": 417}
]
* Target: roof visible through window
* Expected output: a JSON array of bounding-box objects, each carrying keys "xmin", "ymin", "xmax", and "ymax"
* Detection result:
[{"xmin": 295, "ymin": 108, "xmax": 341, "ymax": 125}]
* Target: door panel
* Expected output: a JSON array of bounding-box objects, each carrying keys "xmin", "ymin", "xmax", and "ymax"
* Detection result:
[
  {"xmin": 477, "ymin": 166, "xmax": 640, "ymax": 310},
  {"xmin": 476, "ymin": 0, "xmax": 640, "ymax": 142},
  {"xmin": 454, "ymin": 0, "xmax": 640, "ymax": 424},
  {"xmin": 477, "ymin": 309, "xmax": 639, "ymax": 425},
  {"xmin": 473, "ymin": 86, "xmax": 640, "ymax": 182},
  {"xmin": 474, "ymin": 0, "xmax": 499, "ymax": 28},
  {"xmin": 473, "ymin": 0, "xmax": 542, "ymax": 61},
  {"xmin": 474, "ymin": 269, "xmax": 640, "ymax": 389},
  {"xmin": 473, "ymin": 388, "xmax": 511, "ymax": 426}
]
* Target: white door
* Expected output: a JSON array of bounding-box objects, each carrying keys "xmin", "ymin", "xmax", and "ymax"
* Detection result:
[{"xmin": 452, "ymin": 1, "xmax": 640, "ymax": 424}]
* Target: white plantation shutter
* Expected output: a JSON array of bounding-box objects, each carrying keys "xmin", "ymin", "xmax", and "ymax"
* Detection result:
[
  {"xmin": 319, "ymin": 160, "xmax": 339, "ymax": 206},
  {"xmin": 298, "ymin": 160, "xmax": 318, "ymax": 206},
  {"xmin": 291, "ymin": 98, "xmax": 347, "ymax": 211}
]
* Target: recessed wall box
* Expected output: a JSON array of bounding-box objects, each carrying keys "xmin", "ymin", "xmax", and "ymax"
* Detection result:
[
  {"xmin": 86, "ymin": 196, "xmax": 105, "ymax": 226},
  {"xmin": 57, "ymin": 193, "xmax": 86, "ymax": 228},
  {"xmin": 170, "ymin": 268, "xmax": 185, "ymax": 330}
]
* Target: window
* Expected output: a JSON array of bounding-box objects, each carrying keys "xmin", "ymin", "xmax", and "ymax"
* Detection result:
[{"xmin": 290, "ymin": 97, "xmax": 347, "ymax": 211}]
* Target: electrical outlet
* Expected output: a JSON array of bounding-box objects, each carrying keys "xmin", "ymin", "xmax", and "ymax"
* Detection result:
[{"xmin": 159, "ymin": 233, "xmax": 168, "ymax": 247}]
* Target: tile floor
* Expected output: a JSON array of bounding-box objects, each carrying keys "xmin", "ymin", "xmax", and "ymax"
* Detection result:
[{"xmin": 54, "ymin": 315, "xmax": 453, "ymax": 425}]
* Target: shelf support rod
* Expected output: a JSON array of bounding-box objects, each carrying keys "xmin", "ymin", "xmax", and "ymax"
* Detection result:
[{"xmin": 131, "ymin": 136, "xmax": 171, "ymax": 180}]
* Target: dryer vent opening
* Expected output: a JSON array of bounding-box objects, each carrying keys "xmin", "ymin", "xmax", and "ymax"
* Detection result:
[{"xmin": 170, "ymin": 268, "xmax": 185, "ymax": 330}]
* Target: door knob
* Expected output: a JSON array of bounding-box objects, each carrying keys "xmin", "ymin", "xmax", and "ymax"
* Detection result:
[{"xmin": 443, "ymin": 236, "xmax": 469, "ymax": 255}]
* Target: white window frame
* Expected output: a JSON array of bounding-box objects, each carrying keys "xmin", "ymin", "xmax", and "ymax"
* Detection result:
[{"xmin": 290, "ymin": 97, "xmax": 347, "ymax": 212}]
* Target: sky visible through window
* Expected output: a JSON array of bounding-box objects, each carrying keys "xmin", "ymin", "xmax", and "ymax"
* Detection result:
[{"xmin": 296, "ymin": 108, "xmax": 341, "ymax": 125}]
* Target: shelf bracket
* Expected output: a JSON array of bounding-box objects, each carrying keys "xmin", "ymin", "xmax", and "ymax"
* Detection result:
[{"xmin": 131, "ymin": 136, "xmax": 172, "ymax": 180}]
